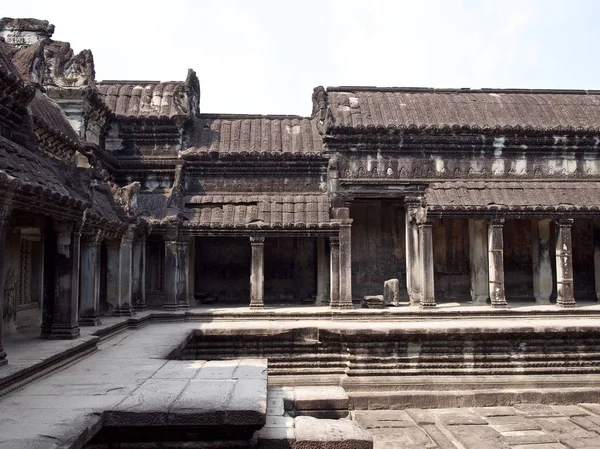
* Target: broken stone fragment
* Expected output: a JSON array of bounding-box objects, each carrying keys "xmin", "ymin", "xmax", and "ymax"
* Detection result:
[{"xmin": 383, "ymin": 279, "xmax": 400, "ymax": 306}]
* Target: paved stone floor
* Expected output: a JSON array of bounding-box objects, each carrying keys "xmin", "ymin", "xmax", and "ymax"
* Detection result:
[{"xmin": 354, "ymin": 405, "xmax": 600, "ymax": 449}]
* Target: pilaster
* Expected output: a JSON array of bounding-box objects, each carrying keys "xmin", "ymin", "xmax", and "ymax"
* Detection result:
[
  {"xmin": 532, "ymin": 219, "xmax": 552, "ymax": 304},
  {"xmin": 469, "ymin": 219, "xmax": 489, "ymax": 305},
  {"xmin": 79, "ymin": 231, "xmax": 103, "ymax": 326},
  {"xmin": 249, "ymin": 236, "xmax": 265, "ymax": 309},
  {"xmin": 488, "ymin": 218, "xmax": 508, "ymax": 308},
  {"xmin": 555, "ymin": 218, "xmax": 575, "ymax": 307}
]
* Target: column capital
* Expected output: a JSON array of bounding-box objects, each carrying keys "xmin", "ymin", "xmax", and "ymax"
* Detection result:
[
  {"xmin": 556, "ymin": 218, "xmax": 574, "ymax": 227},
  {"xmin": 404, "ymin": 195, "xmax": 423, "ymax": 207},
  {"xmin": 330, "ymin": 235, "xmax": 340, "ymax": 245},
  {"xmin": 82, "ymin": 231, "xmax": 104, "ymax": 248},
  {"xmin": 488, "ymin": 217, "xmax": 505, "ymax": 226},
  {"xmin": 250, "ymin": 236, "xmax": 265, "ymax": 244}
]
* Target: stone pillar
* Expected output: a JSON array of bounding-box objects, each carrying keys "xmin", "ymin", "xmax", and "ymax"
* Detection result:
[
  {"xmin": 79, "ymin": 232, "xmax": 103, "ymax": 326},
  {"xmin": 187, "ymin": 236, "xmax": 195, "ymax": 304},
  {"xmin": 115, "ymin": 228, "xmax": 135, "ymax": 316},
  {"xmin": 163, "ymin": 238, "xmax": 178, "ymax": 310},
  {"xmin": 0, "ymin": 205, "xmax": 11, "ymax": 365},
  {"xmin": 132, "ymin": 234, "xmax": 147, "ymax": 311},
  {"xmin": 329, "ymin": 236, "xmax": 340, "ymax": 308},
  {"xmin": 469, "ymin": 219, "xmax": 489, "ymax": 305},
  {"xmin": 555, "ymin": 218, "xmax": 575, "ymax": 307},
  {"xmin": 316, "ymin": 237, "xmax": 330, "ymax": 306},
  {"xmin": 488, "ymin": 218, "xmax": 508, "ymax": 308},
  {"xmin": 594, "ymin": 219, "xmax": 600, "ymax": 301},
  {"xmin": 48, "ymin": 220, "xmax": 81, "ymax": 339},
  {"xmin": 532, "ymin": 219, "xmax": 553, "ymax": 305},
  {"xmin": 177, "ymin": 236, "xmax": 190, "ymax": 309},
  {"xmin": 405, "ymin": 198, "xmax": 421, "ymax": 305},
  {"xmin": 418, "ymin": 219, "xmax": 436, "ymax": 308},
  {"xmin": 105, "ymin": 238, "xmax": 121, "ymax": 314},
  {"xmin": 250, "ymin": 236, "xmax": 265, "ymax": 308},
  {"xmin": 338, "ymin": 213, "xmax": 353, "ymax": 309}
]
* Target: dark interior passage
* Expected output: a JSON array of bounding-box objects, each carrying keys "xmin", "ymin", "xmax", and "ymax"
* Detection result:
[
  {"xmin": 433, "ymin": 218, "xmax": 470, "ymax": 302},
  {"xmin": 194, "ymin": 237, "xmax": 251, "ymax": 304},
  {"xmin": 264, "ymin": 237, "xmax": 317, "ymax": 304}
]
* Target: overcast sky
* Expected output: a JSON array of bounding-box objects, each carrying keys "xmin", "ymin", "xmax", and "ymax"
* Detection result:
[{"xmin": 3, "ymin": 0, "xmax": 599, "ymax": 115}]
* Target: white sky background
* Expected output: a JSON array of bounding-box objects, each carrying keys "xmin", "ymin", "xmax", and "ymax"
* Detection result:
[{"xmin": 3, "ymin": 0, "xmax": 599, "ymax": 115}]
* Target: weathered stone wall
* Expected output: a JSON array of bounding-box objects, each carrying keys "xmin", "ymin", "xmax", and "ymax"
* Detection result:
[
  {"xmin": 504, "ymin": 219, "xmax": 534, "ymax": 301},
  {"xmin": 573, "ymin": 219, "xmax": 595, "ymax": 300},
  {"xmin": 350, "ymin": 201, "xmax": 406, "ymax": 301},
  {"xmin": 433, "ymin": 218, "xmax": 471, "ymax": 301}
]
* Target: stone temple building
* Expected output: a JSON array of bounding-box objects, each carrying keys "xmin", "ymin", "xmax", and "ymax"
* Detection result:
[{"xmin": 2, "ymin": 17, "xmax": 600, "ymax": 366}]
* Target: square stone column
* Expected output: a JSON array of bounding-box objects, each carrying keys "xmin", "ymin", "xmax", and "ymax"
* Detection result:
[
  {"xmin": 338, "ymin": 213, "xmax": 353, "ymax": 309},
  {"xmin": 132, "ymin": 235, "xmax": 147, "ymax": 311},
  {"xmin": 79, "ymin": 232, "xmax": 103, "ymax": 326},
  {"xmin": 532, "ymin": 219, "xmax": 553, "ymax": 305},
  {"xmin": 105, "ymin": 238, "xmax": 121, "ymax": 314},
  {"xmin": 115, "ymin": 228, "xmax": 135, "ymax": 317},
  {"xmin": 555, "ymin": 218, "xmax": 575, "ymax": 307},
  {"xmin": 177, "ymin": 237, "xmax": 190, "ymax": 310},
  {"xmin": 316, "ymin": 237, "xmax": 330, "ymax": 306},
  {"xmin": 469, "ymin": 219, "xmax": 489, "ymax": 305},
  {"xmin": 488, "ymin": 218, "xmax": 508, "ymax": 308},
  {"xmin": 418, "ymin": 219, "xmax": 436, "ymax": 308},
  {"xmin": 0, "ymin": 205, "xmax": 11, "ymax": 365},
  {"xmin": 593, "ymin": 219, "xmax": 600, "ymax": 301},
  {"xmin": 47, "ymin": 220, "xmax": 81, "ymax": 339},
  {"xmin": 250, "ymin": 236, "xmax": 265, "ymax": 308},
  {"xmin": 163, "ymin": 238, "xmax": 178, "ymax": 310},
  {"xmin": 329, "ymin": 236, "xmax": 340, "ymax": 308},
  {"xmin": 187, "ymin": 236, "xmax": 196, "ymax": 304},
  {"xmin": 405, "ymin": 197, "xmax": 421, "ymax": 305}
]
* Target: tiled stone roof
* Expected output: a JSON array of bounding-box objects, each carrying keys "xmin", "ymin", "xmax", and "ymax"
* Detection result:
[
  {"xmin": 96, "ymin": 81, "xmax": 190, "ymax": 120},
  {"xmin": 426, "ymin": 181, "xmax": 600, "ymax": 212},
  {"xmin": 326, "ymin": 87, "xmax": 600, "ymax": 133},
  {"xmin": 30, "ymin": 90, "xmax": 79, "ymax": 142},
  {"xmin": 184, "ymin": 194, "xmax": 331, "ymax": 228},
  {"xmin": 88, "ymin": 183, "xmax": 127, "ymax": 228},
  {"xmin": 0, "ymin": 135, "xmax": 86, "ymax": 208},
  {"xmin": 185, "ymin": 115, "xmax": 323, "ymax": 157}
]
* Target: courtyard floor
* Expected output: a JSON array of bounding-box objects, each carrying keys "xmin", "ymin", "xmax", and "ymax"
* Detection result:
[{"xmin": 3, "ymin": 307, "xmax": 600, "ymax": 447}]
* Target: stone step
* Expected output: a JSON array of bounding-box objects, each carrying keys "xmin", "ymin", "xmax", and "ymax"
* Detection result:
[
  {"xmin": 348, "ymin": 387, "xmax": 600, "ymax": 410},
  {"xmin": 252, "ymin": 416, "xmax": 372, "ymax": 449}
]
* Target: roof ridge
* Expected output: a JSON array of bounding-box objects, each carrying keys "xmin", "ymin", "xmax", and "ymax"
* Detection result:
[
  {"xmin": 325, "ymin": 86, "xmax": 600, "ymax": 95},
  {"xmin": 199, "ymin": 113, "xmax": 311, "ymax": 120}
]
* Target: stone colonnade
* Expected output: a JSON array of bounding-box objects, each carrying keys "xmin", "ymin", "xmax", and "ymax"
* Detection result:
[{"xmin": 406, "ymin": 202, "xmax": 580, "ymax": 308}]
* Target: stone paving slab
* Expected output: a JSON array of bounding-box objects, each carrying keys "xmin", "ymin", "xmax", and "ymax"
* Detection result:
[{"xmin": 354, "ymin": 404, "xmax": 600, "ymax": 449}]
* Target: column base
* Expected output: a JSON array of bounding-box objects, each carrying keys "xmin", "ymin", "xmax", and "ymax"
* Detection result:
[
  {"xmin": 491, "ymin": 302, "xmax": 509, "ymax": 309},
  {"xmin": 177, "ymin": 300, "xmax": 190, "ymax": 310},
  {"xmin": 162, "ymin": 302, "xmax": 179, "ymax": 311},
  {"xmin": 471, "ymin": 296, "xmax": 489, "ymax": 306},
  {"xmin": 113, "ymin": 305, "xmax": 135, "ymax": 317},
  {"xmin": 420, "ymin": 302, "xmax": 437, "ymax": 309},
  {"xmin": 249, "ymin": 302, "xmax": 264, "ymax": 309},
  {"xmin": 79, "ymin": 315, "xmax": 102, "ymax": 326},
  {"xmin": 133, "ymin": 303, "xmax": 148, "ymax": 311},
  {"xmin": 557, "ymin": 301, "xmax": 576, "ymax": 308},
  {"xmin": 46, "ymin": 324, "xmax": 81, "ymax": 340}
]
